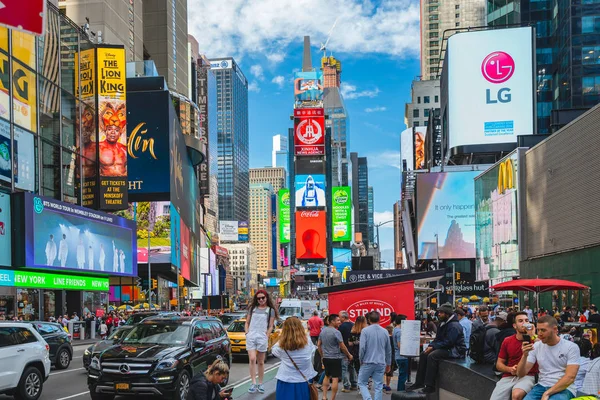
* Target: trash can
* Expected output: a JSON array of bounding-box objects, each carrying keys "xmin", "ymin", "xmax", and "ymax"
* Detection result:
[{"xmin": 90, "ymin": 321, "xmax": 96, "ymax": 340}]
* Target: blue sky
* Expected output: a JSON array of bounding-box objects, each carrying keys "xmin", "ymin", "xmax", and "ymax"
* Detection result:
[{"xmin": 189, "ymin": 0, "xmax": 421, "ymax": 267}]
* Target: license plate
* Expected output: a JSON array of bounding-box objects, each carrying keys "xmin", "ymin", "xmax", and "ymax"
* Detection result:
[
  {"xmin": 232, "ymin": 347, "xmax": 240, "ymax": 352},
  {"xmin": 115, "ymin": 383, "xmax": 130, "ymax": 391}
]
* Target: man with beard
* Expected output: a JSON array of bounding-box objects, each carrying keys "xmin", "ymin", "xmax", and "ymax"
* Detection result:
[
  {"xmin": 491, "ymin": 312, "xmax": 538, "ymax": 400},
  {"xmin": 98, "ymin": 102, "xmax": 127, "ymax": 176},
  {"xmin": 410, "ymin": 303, "xmax": 466, "ymax": 393}
]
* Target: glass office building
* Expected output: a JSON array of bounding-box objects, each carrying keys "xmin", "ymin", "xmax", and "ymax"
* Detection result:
[
  {"xmin": 324, "ymin": 87, "xmax": 350, "ymax": 187},
  {"xmin": 488, "ymin": 0, "xmax": 600, "ymax": 133},
  {"xmin": 209, "ymin": 58, "xmax": 249, "ymax": 222}
]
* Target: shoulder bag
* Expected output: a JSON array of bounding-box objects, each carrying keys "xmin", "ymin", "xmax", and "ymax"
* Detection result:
[{"xmin": 284, "ymin": 349, "xmax": 318, "ymax": 400}]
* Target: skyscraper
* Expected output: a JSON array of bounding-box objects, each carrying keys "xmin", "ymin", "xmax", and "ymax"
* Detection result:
[
  {"xmin": 272, "ymin": 134, "xmax": 289, "ymax": 184},
  {"xmin": 322, "ymin": 56, "xmax": 349, "ymax": 187},
  {"xmin": 210, "ymin": 57, "xmax": 250, "ymax": 222},
  {"xmin": 368, "ymin": 186, "xmax": 375, "ymax": 244},
  {"xmin": 249, "ymin": 184, "xmax": 273, "ymax": 280},
  {"xmin": 250, "ymin": 168, "xmax": 286, "ymax": 193},
  {"xmin": 351, "ymin": 153, "xmax": 370, "ymax": 247},
  {"xmin": 420, "ymin": 0, "xmax": 486, "ymax": 80},
  {"xmin": 404, "ymin": 79, "xmax": 441, "ymax": 128}
]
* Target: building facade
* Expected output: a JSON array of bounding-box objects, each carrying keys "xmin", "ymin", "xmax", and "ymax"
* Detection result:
[
  {"xmin": 58, "ymin": 0, "xmax": 144, "ymax": 62},
  {"xmin": 250, "ymin": 167, "xmax": 286, "ymax": 193},
  {"xmin": 143, "ymin": 0, "xmax": 189, "ymax": 95},
  {"xmin": 393, "ymin": 201, "xmax": 403, "ymax": 269},
  {"xmin": 222, "ymin": 243, "xmax": 257, "ymax": 291},
  {"xmin": 272, "ymin": 134, "xmax": 289, "ymax": 185},
  {"xmin": 350, "ymin": 153, "xmax": 370, "ymax": 247},
  {"xmin": 420, "ymin": 0, "xmax": 486, "ymax": 80},
  {"xmin": 404, "ymin": 79, "xmax": 441, "ymax": 128},
  {"xmin": 209, "ymin": 57, "xmax": 249, "ymax": 222},
  {"xmin": 249, "ymin": 184, "xmax": 273, "ymax": 280}
]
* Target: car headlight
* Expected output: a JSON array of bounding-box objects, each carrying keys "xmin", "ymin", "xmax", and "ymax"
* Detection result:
[
  {"xmin": 84, "ymin": 349, "xmax": 91, "ymax": 356},
  {"xmin": 156, "ymin": 358, "xmax": 179, "ymax": 370},
  {"xmin": 90, "ymin": 357, "xmax": 100, "ymax": 370}
]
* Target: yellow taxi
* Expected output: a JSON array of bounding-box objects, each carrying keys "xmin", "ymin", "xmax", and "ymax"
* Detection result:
[{"xmin": 227, "ymin": 318, "xmax": 282, "ymax": 357}]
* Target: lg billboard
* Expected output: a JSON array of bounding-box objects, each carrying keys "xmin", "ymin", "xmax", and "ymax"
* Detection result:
[{"xmin": 447, "ymin": 27, "xmax": 534, "ymax": 151}]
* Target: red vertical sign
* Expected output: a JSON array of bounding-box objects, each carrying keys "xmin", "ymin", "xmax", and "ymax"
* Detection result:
[
  {"xmin": 294, "ymin": 108, "xmax": 325, "ymax": 156},
  {"xmin": 0, "ymin": 0, "xmax": 46, "ymax": 36}
]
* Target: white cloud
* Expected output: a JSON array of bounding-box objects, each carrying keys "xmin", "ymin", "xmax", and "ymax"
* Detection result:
[
  {"xmin": 250, "ymin": 65, "xmax": 264, "ymax": 80},
  {"xmin": 367, "ymin": 150, "xmax": 401, "ymax": 170},
  {"xmin": 188, "ymin": 0, "xmax": 420, "ymax": 60},
  {"xmin": 374, "ymin": 211, "xmax": 394, "ymax": 227},
  {"xmin": 365, "ymin": 106, "xmax": 387, "ymax": 113},
  {"xmin": 248, "ymin": 81, "xmax": 261, "ymax": 92},
  {"xmin": 341, "ymin": 83, "xmax": 381, "ymax": 100},
  {"xmin": 271, "ymin": 75, "xmax": 285, "ymax": 88}
]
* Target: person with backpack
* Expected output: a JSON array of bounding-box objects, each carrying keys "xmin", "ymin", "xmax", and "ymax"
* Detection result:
[
  {"xmin": 469, "ymin": 306, "xmax": 493, "ymax": 363},
  {"xmin": 245, "ymin": 290, "xmax": 278, "ymax": 394},
  {"xmin": 410, "ymin": 303, "xmax": 466, "ymax": 394},
  {"xmin": 482, "ymin": 312, "xmax": 508, "ymax": 364}
]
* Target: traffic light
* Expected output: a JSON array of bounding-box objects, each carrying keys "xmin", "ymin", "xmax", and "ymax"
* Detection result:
[
  {"xmin": 183, "ymin": 287, "xmax": 188, "ymax": 297},
  {"xmin": 179, "ymin": 275, "xmax": 184, "ymax": 286},
  {"xmin": 151, "ymin": 279, "xmax": 157, "ymax": 290}
]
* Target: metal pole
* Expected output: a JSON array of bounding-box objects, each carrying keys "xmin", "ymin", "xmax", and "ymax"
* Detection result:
[
  {"xmin": 435, "ymin": 234, "xmax": 440, "ymax": 307},
  {"xmin": 452, "ymin": 263, "xmax": 456, "ymax": 306},
  {"xmin": 148, "ymin": 234, "xmax": 151, "ymax": 304}
]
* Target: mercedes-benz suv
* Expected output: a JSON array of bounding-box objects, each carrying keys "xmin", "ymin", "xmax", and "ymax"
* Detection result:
[{"xmin": 87, "ymin": 316, "xmax": 231, "ymax": 400}]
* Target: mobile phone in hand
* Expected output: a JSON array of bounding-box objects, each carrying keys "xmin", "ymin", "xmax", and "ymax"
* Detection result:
[{"xmin": 522, "ymin": 334, "xmax": 532, "ymax": 343}]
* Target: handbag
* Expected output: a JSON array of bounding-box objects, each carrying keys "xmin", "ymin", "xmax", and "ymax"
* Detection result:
[{"xmin": 284, "ymin": 349, "xmax": 319, "ymax": 400}]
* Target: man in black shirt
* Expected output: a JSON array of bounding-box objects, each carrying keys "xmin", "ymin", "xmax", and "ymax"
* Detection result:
[
  {"xmin": 338, "ymin": 311, "xmax": 357, "ymax": 392},
  {"xmin": 589, "ymin": 306, "xmax": 600, "ymax": 324},
  {"xmin": 561, "ymin": 306, "xmax": 573, "ymax": 323}
]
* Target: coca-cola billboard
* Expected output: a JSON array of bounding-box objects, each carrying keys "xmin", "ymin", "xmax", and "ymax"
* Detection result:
[
  {"xmin": 328, "ymin": 281, "xmax": 416, "ymax": 326},
  {"xmin": 294, "ymin": 108, "xmax": 325, "ymax": 156},
  {"xmin": 295, "ymin": 210, "xmax": 326, "ymax": 260}
]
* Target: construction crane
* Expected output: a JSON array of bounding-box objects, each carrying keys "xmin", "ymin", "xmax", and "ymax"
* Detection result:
[{"xmin": 320, "ymin": 17, "xmax": 339, "ymax": 58}]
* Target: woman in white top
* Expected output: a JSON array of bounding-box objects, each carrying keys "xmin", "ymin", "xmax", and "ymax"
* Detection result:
[{"xmin": 272, "ymin": 317, "xmax": 317, "ymax": 400}]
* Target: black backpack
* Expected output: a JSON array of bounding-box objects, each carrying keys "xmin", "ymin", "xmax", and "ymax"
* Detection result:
[{"xmin": 469, "ymin": 324, "xmax": 494, "ymax": 364}]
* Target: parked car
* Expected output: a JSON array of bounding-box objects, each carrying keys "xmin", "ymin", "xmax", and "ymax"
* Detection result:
[
  {"xmin": 28, "ymin": 322, "xmax": 73, "ymax": 370},
  {"xmin": 0, "ymin": 322, "xmax": 52, "ymax": 400},
  {"xmin": 87, "ymin": 316, "xmax": 231, "ymax": 400},
  {"xmin": 219, "ymin": 312, "xmax": 246, "ymax": 328},
  {"xmin": 83, "ymin": 325, "xmax": 134, "ymax": 370},
  {"xmin": 123, "ymin": 312, "xmax": 180, "ymax": 326},
  {"xmin": 227, "ymin": 318, "xmax": 282, "ymax": 358}
]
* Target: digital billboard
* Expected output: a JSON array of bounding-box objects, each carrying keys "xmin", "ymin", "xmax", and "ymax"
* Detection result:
[
  {"xmin": 96, "ymin": 46, "xmax": 128, "ymax": 210},
  {"xmin": 0, "ymin": 192, "xmax": 10, "ymax": 266},
  {"xmin": 132, "ymin": 201, "xmax": 172, "ymax": 265},
  {"xmin": 475, "ymin": 151, "xmax": 520, "ymax": 282},
  {"xmin": 238, "ymin": 221, "xmax": 249, "ymax": 242},
  {"xmin": 332, "ymin": 186, "xmax": 352, "ymax": 242},
  {"xmin": 294, "ymin": 71, "xmax": 323, "ymax": 103},
  {"xmin": 0, "ymin": 269, "xmax": 109, "ymax": 291},
  {"xmin": 278, "ymin": 189, "xmax": 291, "ymax": 244},
  {"xmin": 416, "ymin": 171, "xmax": 478, "ymax": 260},
  {"xmin": 296, "ymin": 156, "xmax": 325, "ymax": 175},
  {"xmin": 332, "ymin": 248, "xmax": 352, "ymax": 272},
  {"xmin": 414, "ymin": 129, "xmax": 426, "ymax": 170},
  {"xmin": 293, "ymin": 108, "xmax": 325, "ymax": 156},
  {"xmin": 295, "ymin": 211, "xmax": 326, "ymax": 260},
  {"xmin": 295, "ymin": 174, "xmax": 326, "ymax": 208},
  {"xmin": 21, "ymin": 193, "xmax": 137, "ymax": 276},
  {"xmin": 219, "ymin": 221, "xmax": 238, "ymax": 242},
  {"xmin": 447, "ymin": 27, "xmax": 534, "ymax": 150}
]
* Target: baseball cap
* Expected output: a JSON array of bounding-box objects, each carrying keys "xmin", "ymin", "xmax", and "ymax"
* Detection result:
[{"xmin": 497, "ymin": 311, "xmax": 508, "ymax": 321}]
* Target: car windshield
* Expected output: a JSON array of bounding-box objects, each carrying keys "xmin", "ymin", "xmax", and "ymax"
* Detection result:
[
  {"xmin": 280, "ymin": 307, "xmax": 302, "ymax": 316},
  {"xmin": 221, "ymin": 314, "xmax": 244, "ymax": 326},
  {"xmin": 125, "ymin": 313, "xmax": 156, "ymax": 325},
  {"xmin": 122, "ymin": 323, "xmax": 190, "ymax": 345},
  {"xmin": 108, "ymin": 328, "xmax": 130, "ymax": 341},
  {"xmin": 228, "ymin": 321, "xmax": 246, "ymax": 333}
]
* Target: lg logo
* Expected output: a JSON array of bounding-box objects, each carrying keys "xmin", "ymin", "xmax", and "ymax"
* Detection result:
[{"xmin": 482, "ymin": 51, "xmax": 515, "ymax": 104}]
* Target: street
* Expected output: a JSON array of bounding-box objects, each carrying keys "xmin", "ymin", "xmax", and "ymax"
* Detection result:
[{"xmin": 0, "ymin": 344, "xmax": 279, "ymax": 400}]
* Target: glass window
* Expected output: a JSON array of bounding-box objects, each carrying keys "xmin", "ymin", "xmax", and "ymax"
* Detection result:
[
  {"xmin": 414, "ymin": 121, "xmax": 420, "ymax": 127},
  {"xmin": 35, "ymin": 323, "xmax": 59, "ymax": 335},
  {"xmin": 456, "ymin": 22, "xmax": 460, "ymax": 27},
  {"xmin": 435, "ymin": 95, "xmax": 439, "ymax": 103},
  {"xmin": 413, "ymin": 109, "xmax": 419, "ymax": 118},
  {"xmin": 61, "ymin": 91, "xmax": 77, "ymax": 149},
  {"xmin": 39, "ymin": 78, "xmax": 61, "ymax": 143},
  {"xmin": 12, "ymin": 60, "xmax": 37, "ymax": 133},
  {"xmin": 455, "ymin": 13, "xmax": 460, "ymax": 18},
  {"xmin": 583, "ymin": 46, "xmax": 600, "ymax": 65},
  {"xmin": 0, "ymin": 27, "xmax": 7, "ymax": 51},
  {"xmin": 424, "ymin": 96, "xmax": 430, "ymax": 103},
  {"xmin": 417, "ymin": 97, "xmax": 421, "ymax": 104},
  {"xmin": 455, "ymin": 4, "xmax": 460, "ymax": 8},
  {"xmin": 14, "ymin": 127, "xmax": 36, "ymax": 192},
  {"xmin": 0, "ymin": 327, "xmax": 21, "ymax": 347},
  {"xmin": 42, "ymin": 139, "xmax": 61, "ymax": 199},
  {"xmin": 62, "ymin": 149, "xmax": 79, "ymax": 204},
  {"xmin": 12, "ymin": 31, "xmax": 36, "ymax": 69},
  {"xmin": 59, "ymin": 18, "xmax": 78, "ymax": 94},
  {"xmin": 425, "ymin": 109, "xmax": 430, "ymax": 117},
  {"xmin": 583, "ymin": 76, "xmax": 600, "ymax": 95}
]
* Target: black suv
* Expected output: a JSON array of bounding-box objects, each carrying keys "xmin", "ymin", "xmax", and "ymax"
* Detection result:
[
  {"xmin": 28, "ymin": 322, "xmax": 73, "ymax": 370},
  {"xmin": 123, "ymin": 311, "xmax": 180, "ymax": 326},
  {"xmin": 87, "ymin": 316, "xmax": 231, "ymax": 400}
]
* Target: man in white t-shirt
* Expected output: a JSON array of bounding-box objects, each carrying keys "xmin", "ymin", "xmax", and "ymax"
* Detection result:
[{"xmin": 517, "ymin": 315, "xmax": 580, "ymax": 400}]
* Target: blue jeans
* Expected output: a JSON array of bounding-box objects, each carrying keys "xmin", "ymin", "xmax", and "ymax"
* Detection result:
[
  {"xmin": 523, "ymin": 384, "xmax": 575, "ymax": 400},
  {"xmin": 358, "ymin": 363, "xmax": 386, "ymax": 400},
  {"xmin": 342, "ymin": 357, "xmax": 357, "ymax": 389},
  {"xmin": 396, "ymin": 357, "xmax": 408, "ymax": 391}
]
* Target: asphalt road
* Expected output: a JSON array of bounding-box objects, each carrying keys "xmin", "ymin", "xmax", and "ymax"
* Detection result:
[{"xmin": 0, "ymin": 343, "xmax": 279, "ymax": 400}]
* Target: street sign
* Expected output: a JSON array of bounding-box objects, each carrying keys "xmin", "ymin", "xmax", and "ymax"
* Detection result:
[{"xmin": 0, "ymin": 0, "xmax": 46, "ymax": 36}]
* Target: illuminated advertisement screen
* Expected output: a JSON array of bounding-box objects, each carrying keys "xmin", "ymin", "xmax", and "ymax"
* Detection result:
[
  {"xmin": 22, "ymin": 193, "xmax": 137, "ymax": 276},
  {"xmin": 295, "ymin": 174, "xmax": 326, "ymax": 208},
  {"xmin": 475, "ymin": 152, "xmax": 519, "ymax": 282},
  {"xmin": 332, "ymin": 186, "xmax": 352, "ymax": 242},
  {"xmin": 293, "ymin": 108, "xmax": 325, "ymax": 156},
  {"xmin": 278, "ymin": 189, "xmax": 290, "ymax": 244},
  {"xmin": 294, "ymin": 71, "xmax": 323, "ymax": 103},
  {"xmin": 295, "ymin": 211, "xmax": 326, "ymax": 260},
  {"xmin": 416, "ymin": 171, "xmax": 478, "ymax": 260},
  {"xmin": 414, "ymin": 129, "xmax": 426, "ymax": 170},
  {"xmin": 295, "ymin": 156, "xmax": 325, "ymax": 175},
  {"xmin": 0, "ymin": 191, "xmax": 10, "ymax": 266},
  {"xmin": 134, "ymin": 201, "xmax": 173, "ymax": 265}
]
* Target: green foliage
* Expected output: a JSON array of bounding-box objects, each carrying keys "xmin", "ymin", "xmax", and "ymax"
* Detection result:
[{"xmin": 152, "ymin": 215, "xmax": 171, "ymax": 238}]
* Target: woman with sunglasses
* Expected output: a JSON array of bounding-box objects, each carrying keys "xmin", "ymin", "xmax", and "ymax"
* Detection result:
[{"xmin": 245, "ymin": 289, "xmax": 279, "ymax": 394}]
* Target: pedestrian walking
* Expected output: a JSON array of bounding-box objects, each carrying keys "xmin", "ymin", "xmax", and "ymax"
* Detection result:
[
  {"xmin": 348, "ymin": 316, "xmax": 367, "ymax": 375},
  {"xmin": 318, "ymin": 314, "xmax": 353, "ymax": 400},
  {"xmin": 100, "ymin": 319, "xmax": 108, "ymax": 339},
  {"xmin": 384, "ymin": 325, "xmax": 396, "ymax": 394},
  {"xmin": 187, "ymin": 359, "xmax": 231, "ymax": 400},
  {"xmin": 272, "ymin": 317, "xmax": 318, "ymax": 400},
  {"xmin": 357, "ymin": 312, "xmax": 391, "ymax": 400},
  {"xmin": 338, "ymin": 311, "xmax": 357, "ymax": 392},
  {"xmin": 245, "ymin": 289, "xmax": 278, "ymax": 394},
  {"xmin": 392, "ymin": 315, "xmax": 408, "ymax": 391}
]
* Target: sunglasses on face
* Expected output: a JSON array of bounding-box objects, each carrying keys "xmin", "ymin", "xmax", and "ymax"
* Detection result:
[{"xmin": 257, "ymin": 297, "xmax": 266, "ymax": 300}]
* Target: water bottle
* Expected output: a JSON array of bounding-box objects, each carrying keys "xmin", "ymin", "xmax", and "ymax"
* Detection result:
[{"xmin": 525, "ymin": 323, "xmax": 534, "ymax": 330}]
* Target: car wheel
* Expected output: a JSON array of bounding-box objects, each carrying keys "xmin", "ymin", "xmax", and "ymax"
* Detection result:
[
  {"xmin": 56, "ymin": 348, "xmax": 71, "ymax": 369},
  {"xmin": 89, "ymin": 391, "xmax": 115, "ymax": 400},
  {"xmin": 14, "ymin": 367, "xmax": 43, "ymax": 400},
  {"xmin": 172, "ymin": 370, "xmax": 191, "ymax": 400}
]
